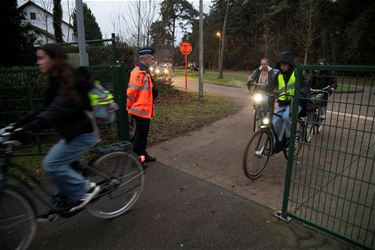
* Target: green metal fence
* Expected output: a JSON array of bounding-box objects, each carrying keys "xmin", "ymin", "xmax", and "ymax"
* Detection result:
[
  {"xmin": 0, "ymin": 64, "xmax": 129, "ymax": 156},
  {"xmin": 282, "ymin": 65, "xmax": 375, "ymax": 249}
]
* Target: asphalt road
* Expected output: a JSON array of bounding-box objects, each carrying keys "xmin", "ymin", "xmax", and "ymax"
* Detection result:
[{"xmin": 29, "ymin": 163, "xmax": 352, "ymax": 250}]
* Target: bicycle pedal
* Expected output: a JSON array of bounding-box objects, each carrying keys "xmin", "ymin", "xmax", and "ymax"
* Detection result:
[{"xmin": 36, "ymin": 212, "xmax": 60, "ymax": 222}]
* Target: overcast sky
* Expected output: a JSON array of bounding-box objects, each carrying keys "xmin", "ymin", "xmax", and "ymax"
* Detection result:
[{"xmin": 18, "ymin": 0, "xmax": 213, "ymax": 44}]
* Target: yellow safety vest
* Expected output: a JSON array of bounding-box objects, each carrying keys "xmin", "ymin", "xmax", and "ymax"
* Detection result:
[{"xmin": 278, "ymin": 71, "xmax": 296, "ymax": 101}]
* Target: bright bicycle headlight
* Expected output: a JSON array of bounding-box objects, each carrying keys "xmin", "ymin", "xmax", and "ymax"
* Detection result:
[
  {"xmin": 262, "ymin": 117, "xmax": 270, "ymax": 125},
  {"xmin": 150, "ymin": 66, "xmax": 154, "ymax": 72},
  {"xmin": 164, "ymin": 68, "xmax": 169, "ymax": 74},
  {"xmin": 155, "ymin": 68, "xmax": 160, "ymax": 74},
  {"xmin": 253, "ymin": 93, "xmax": 264, "ymax": 104}
]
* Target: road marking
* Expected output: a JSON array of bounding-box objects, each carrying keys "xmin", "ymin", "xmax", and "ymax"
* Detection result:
[{"xmin": 328, "ymin": 111, "xmax": 375, "ymax": 121}]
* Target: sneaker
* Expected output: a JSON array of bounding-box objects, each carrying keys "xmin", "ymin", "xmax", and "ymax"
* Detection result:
[
  {"xmin": 36, "ymin": 210, "xmax": 60, "ymax": 222},
  {"xmin": 69, "ymin": 182, "xmax": 101, "ymax": 212}
]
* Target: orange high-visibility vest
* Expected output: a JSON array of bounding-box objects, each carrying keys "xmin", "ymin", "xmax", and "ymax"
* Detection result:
[{"xmin": 127, "ymin": 66, "xmax": 154, "ymax": 119}]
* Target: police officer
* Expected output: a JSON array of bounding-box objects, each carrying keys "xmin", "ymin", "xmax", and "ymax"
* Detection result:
[{"xmin": 127, "ymin": 48, "xmax": 157, "ymax": 163}]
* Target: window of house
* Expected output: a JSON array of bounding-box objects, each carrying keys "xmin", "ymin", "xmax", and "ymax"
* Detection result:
[{"xmin": 30, "ymin": 12, "xmax": 36, "ymax": 20}]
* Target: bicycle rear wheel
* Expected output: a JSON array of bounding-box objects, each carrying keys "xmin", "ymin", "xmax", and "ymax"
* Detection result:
[
  {"xmin": 0, "ymin": 185, "xmax": 37, "ymax": 250},
  {"xmin": 88, "ymin": 151, "xmax": 144, "ymax": 219},
  {"xmin": 243, "ymin": 129, "xmax": 273, "ymax": 179}
]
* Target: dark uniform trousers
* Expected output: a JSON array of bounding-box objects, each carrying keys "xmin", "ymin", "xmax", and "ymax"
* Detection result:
[{"xmin": 131, "ymin": 115, "xmax": 150, "ymax": 156}]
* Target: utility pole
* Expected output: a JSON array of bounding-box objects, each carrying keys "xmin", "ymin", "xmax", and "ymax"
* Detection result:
[
  {"xmin": 198, "ymin": 0, "xmax": 204, "ymax": 99},
  {"xmin": 75, "ymin": 0, "xmax": 88, "ymax": 66}
]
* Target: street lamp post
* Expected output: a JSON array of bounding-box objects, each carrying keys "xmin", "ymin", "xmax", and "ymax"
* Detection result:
[
  {"xmin": 75, "ymin": 0, "xmax": 88, "ymax": 66},
  {"xmin": 216, "ymin": 32, "xmax": 221, "ymax": 70}
]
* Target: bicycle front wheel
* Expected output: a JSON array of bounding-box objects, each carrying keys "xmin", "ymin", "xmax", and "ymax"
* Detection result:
[
  {"xmin": 88, "ymin": 151, "xmax": 145, "ymax": 219},
  {"xmin": 0, "ymin": 185, "xmax": 37, "ymax": 250},
  {"xmin": 252, "ymin": 108, "xmax": 259, "ymax": 132},
  {"xmin": 243, "ymin": 129, "xmax": 273, "ymax": 179}
]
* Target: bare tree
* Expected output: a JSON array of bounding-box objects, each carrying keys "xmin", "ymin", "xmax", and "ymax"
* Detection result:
[
  {"xmin": 293, "ymin": 0, "xmax": 322, "ymax": 64},
  {"xmin": 35, "ymin": 0, "xmax": 53, "ymax": 42},
  {"xmin": 111, "ymin": 0, "xmax": 160, "ymax": 47},
  {"xmin": 66, "ymin": 0, "xmax": 75, "ymax": 42}
]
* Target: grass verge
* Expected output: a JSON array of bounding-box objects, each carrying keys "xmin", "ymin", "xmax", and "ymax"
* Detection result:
[
  {"xmin": 173, "ymin": 69, "xmax": 248, "ymax": 87},
  {"xmin": 149, "ymin": 82, "xmax": 241, "ymax": 144}
]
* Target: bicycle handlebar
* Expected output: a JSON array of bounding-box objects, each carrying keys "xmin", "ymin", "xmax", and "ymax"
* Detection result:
[
  {"xmin": 249, "ymin": 82, "xmax": 268, "ymax": 86},
  {"xmin": 310, "ymin": 87, "xmax": 331, "ymax": 96},
  {"xmin": 0, "ymin": 125, "xmax": 21, "ymax": 147}
]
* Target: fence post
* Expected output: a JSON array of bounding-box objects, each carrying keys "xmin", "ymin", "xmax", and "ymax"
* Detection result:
[
  {"xmin": 114, "ymin": 63, "xmax": 129, "ymax": 141},
  {"xmin": 281, "ymin": 66, "xmax": 302, "ymax": 216},
  {"xmin": 111, "ymin": 33, "xmax": 117, "ymax": 65}
]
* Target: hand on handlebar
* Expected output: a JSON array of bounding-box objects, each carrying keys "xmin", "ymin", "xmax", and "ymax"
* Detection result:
[{"xmin": 0, "ymin": 125, "xmax": 29, "ymax": 144}]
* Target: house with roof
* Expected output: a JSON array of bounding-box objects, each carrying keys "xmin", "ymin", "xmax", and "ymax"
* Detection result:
[{"xmin": 18, "ymin": 0, "xmax": 77, "ymax": 45}]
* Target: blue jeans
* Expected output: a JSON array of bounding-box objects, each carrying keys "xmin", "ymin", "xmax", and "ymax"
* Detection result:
[
  {"xmin": 272, "ymin": 105, "xmax": 301, "ymax": 140},
  {"xmin": 42, "ymin": 133, "xmax": 98, "ymax": 201},
  {"xmin": 320, "ymin": 106, "xmax": 327, "ymax": 116}
]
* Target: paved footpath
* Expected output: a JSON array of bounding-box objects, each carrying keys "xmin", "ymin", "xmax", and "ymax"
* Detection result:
[{"xmin": 152, "ymin": 77, "xmax": 289, "ymax": 210}]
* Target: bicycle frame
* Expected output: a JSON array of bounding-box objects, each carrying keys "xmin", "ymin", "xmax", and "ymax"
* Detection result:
[{"xmin": 0, "ymin": 144, "xmax": 121, "ymax": 214}]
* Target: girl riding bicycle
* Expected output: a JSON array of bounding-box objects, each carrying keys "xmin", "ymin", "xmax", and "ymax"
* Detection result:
[{"xmin": 13, "ymin": 44, "xmax": 100, "ymax": 215}]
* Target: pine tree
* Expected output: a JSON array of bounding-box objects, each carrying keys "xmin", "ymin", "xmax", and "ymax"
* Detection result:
[{"xmin": 73, "ymin": 3, "xmax": 103, "ymax": 41}]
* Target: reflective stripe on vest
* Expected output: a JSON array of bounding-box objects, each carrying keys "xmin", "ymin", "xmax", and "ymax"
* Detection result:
[
  {"xmin": 127, "ymin": 95, "xmax": 136, "ymax": 101},
  {"xmin": 89, "ymin": 91, "xmax": 114, "ymax": 106},
  {"xmin": 129, "ymin": 107, "xmax": 149, "ymax": 115},
  {"xmin": 143, "ymin": 76, "xmax": 149, "ymax": 90},
  {"xmin": 278, "ymin": 71, "xmax": 296, "ymax": 101},
  {"xmin": 128, "ymin": 83, "xmax": 149, "ymax": 91}
]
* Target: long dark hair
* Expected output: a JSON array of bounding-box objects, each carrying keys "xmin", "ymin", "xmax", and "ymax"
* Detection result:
[{"xmin": 38, "ymin": 44, "xmax": 81, "ymax": 105}]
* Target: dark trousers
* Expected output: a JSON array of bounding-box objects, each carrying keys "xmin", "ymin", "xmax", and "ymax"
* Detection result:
[{"xmin": 131, "ymin": 115, "xmax": 150, "ymax": 156}]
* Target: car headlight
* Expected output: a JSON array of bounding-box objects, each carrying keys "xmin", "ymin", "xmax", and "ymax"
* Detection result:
[
  {"xmin": 262, "ymin": 117, "xmax": 270, "ymax": 125},
  {"xmin": 150, "ymin": 66, "xmax": 154, "ymax": 72},
  {"xmin": 253, "ymin": 93, "xmax": 263, "ymax": 104},
  {"xmin": 164, "ymin": 69, "xmax": 169, "ymax": 74},
  {"xmin": 155, "ymin": 69, "xmax": 160, "ymax": 74}
]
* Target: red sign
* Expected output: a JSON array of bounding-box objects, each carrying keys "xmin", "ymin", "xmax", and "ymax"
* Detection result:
[
  {"xmin": 179, "ymin": 42, "xmax": 193, "ymax": 56},
  {"xmin": 179, "ymin": 42, "xmax": 192, "ymax": 90}
]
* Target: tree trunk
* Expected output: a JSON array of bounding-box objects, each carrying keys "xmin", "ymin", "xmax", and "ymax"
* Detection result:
[
  {"xmin": 171, "ymin": 18, "xmax": 176, "ymax": 70},
  {"xmin": 53, "ymin": 0, "xmax": 63, "ymax": 43},
  {"xmin": 303, "ymin": 0, "xmax": 313, "ymax": 64},
  {"xmin": 219, "ymin": 0, "xmax": 230, "ymax": 78},
  {"xmin": 137, "ymin": 0, "xmax": 141, "ymax": 48}
]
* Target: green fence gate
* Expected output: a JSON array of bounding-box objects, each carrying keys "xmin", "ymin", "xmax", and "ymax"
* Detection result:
[
  {"xmin": 0, "ymin": 63, "xmax": 129, "ymax": 156},
  {"xmin": 280, "ymin": 65, "xmax": 375, "ymax": 249}
]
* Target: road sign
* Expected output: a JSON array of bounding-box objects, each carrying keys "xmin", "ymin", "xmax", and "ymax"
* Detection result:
[
  {"xmin": 179, "ymin": 42, "xmax": 193, "ymax": 89},
  {"xmin": 179, "ymin": 42, "xmax": 193, "ymax": 56}
]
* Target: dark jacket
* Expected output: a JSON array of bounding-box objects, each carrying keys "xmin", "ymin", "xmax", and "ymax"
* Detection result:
[
  {"xmin": 311, "ymin": 70, "xmax": 337, "ymax": 90},
  {"xmin": 247, "ymin": 66, "xmax": 276, "ymax": 92},
  {"xmin": 16, "ymin": 69, "xmax": 94, "ymax": 142}
]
